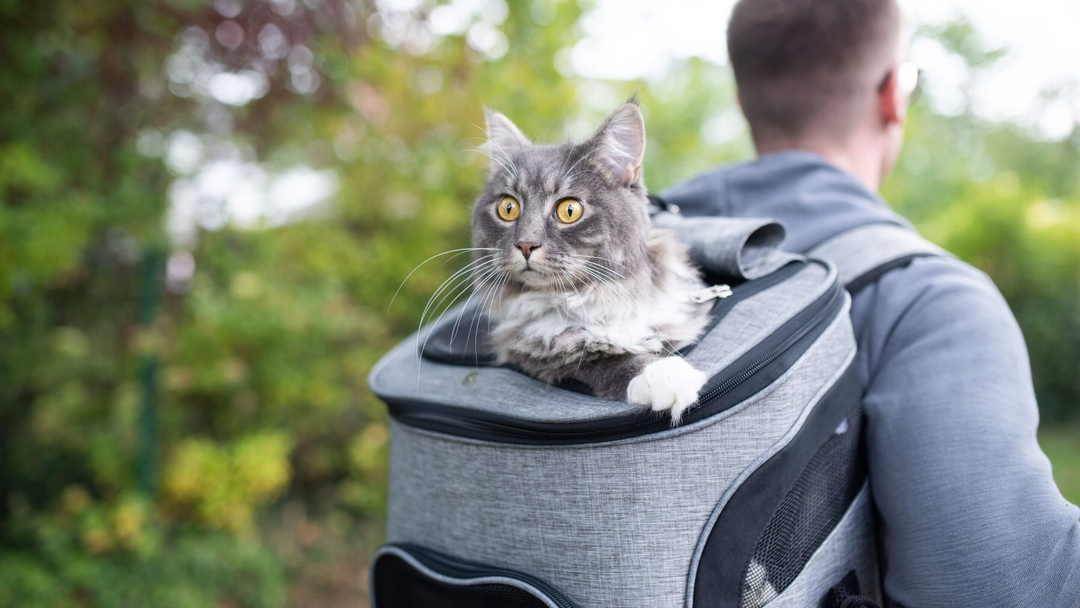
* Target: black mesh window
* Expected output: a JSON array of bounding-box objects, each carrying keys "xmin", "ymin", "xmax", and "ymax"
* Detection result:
[{"xmin": 740, "ymin": 403, "xmax": 868, "ymax": 608}]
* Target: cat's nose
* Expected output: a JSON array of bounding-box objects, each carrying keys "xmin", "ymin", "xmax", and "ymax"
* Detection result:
[{"xmin": 515, "ymin": 241, "xmax": 540, "ymax": 260}]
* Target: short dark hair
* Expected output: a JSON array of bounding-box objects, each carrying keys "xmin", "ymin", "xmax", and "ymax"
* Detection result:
[{"xmin": 727, "ymin": 0, "xmax": 901, "ymax": 144}]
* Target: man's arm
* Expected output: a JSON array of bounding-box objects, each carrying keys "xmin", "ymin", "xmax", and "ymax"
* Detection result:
[{"xmin": 858, "ymin": 256, "xmax": 1080, "ymax": 606}]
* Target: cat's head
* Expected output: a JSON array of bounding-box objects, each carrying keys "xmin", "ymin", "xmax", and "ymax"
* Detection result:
[{"xmin": 471, "ymin": 100, "xmax": 653, "ymax": 292}]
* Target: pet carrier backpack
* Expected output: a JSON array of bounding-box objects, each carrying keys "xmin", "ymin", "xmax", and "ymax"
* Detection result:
[{"xmin": 367, "ymin": 216, "xmax": 944, "ymax": 608}]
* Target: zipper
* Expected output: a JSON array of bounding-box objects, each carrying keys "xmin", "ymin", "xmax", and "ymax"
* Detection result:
[
  {"xmin": 389, "ymin": 262, "xmax": 843, "ymax": 445},
  {"xmin": 383, "ymin": 543, "xmax": 579, "ymax": 608},
  {"xmin": 678, "ymin": 261, "xmax": 803, "ymax": 358},
  {"xmin": 694, "ymin": 282, "xmax": 843, "ymax": 410},
  {"xmin": 689, "ymin": 283, "xmax": 733, "ymax": 303}
]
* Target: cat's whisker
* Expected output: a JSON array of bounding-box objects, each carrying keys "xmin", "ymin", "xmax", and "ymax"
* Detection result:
[
  {"xmin": 550, "ymin": 274, "xmax": 565, "ymax": 323},
  {"xmin": 557, "ymin": 268, "xmax": 596, "ymax": 376},
  {"xmin": 572, "ymin": 266, "xmax": 660, "ymax": 342},
  {"xmin": 417, "ymin": 256, "xmax": 497, "ymax": 335},
  {"xmin": 466, "ymin": 147, "xmax": 516, "ymax": 177},
  {"xmin": 575, "ymin": 265, "xmax": 685, "ymax": 360},
  {"xmin": 447, "ymin": 104, "xmax": 710, "ymax": 409},
  {"xmin": 468, "ymin": 270, "xmax": 506, "ymax": 358},
  {"xmin": 578, "ymin": 260, "xmax": 627, "ymax": 280},
  {"xmin": 417, "ymin": 263, "xmax": 504, "ymax": 375},
  {"xmin": 449, "ymin": 265, "xmax": 505, "ymax": 348},
  {"xmin": 389, "ymin": 247, "xmax": 499, "ymax": 314},
  {"xmin": 478, "ymin": 272, "xmax": 510, "ymax": 361},
  {"xmin": 571, "ymin": 253, "xmax": 626, "ymax": 272},
  {"xmin": 574, "ymin": 263, "xmax": 632, "ymax": 297},
  {"xmin": 570, "ymin": 266, "xmax": 624, "ymax": 320},
  {"xmin": 416, "ymin": 274, "xmax": 480, "ymax": 383},
  {"xmin": 496, "ymin": 269, "xmax": 510, "ymax": 317},
  {"xmin": 483, "ymin": 271, "xmax": 510, "ymax": 341},
  {"xmin": 440, "ymin": 249, "xmax": 488, "ymax": 268},
  {"xmin": 419, "ymin": 276, "xmax": 481, "ymax": 360},
  {"xmin": 481, "ymin": 273, "xmax": 508, "ymax": 355},
  {"xmin": 445, "ymin": 263, "xmax": 504, "ymax": 341},
  {"xmin": 563, "ymin": 254, "xmax": 630, "ymax": 285},
  {"xmin": 415, "ymin": 257, "xmax": 499, "ymax": 368},
  {"xmin": 470, "ymin": 270, "xmax": 510, "ymax": 347},
  {"xmin": 578, "ymin": 266, "xmax": 639, "ymax": 302},
  {"xmin": 557, "ymin": 273, "xmax": 575, "ymax": 325},
  {"xmin": 416, "ymin": 257, "xmax": 495, "ymax": 347},
  {"xmin": 576, "ymin": 255, "xmax": 635, "ymax": 273},
  {"xmin": 579, "ymin": 267, "xmax": 687, "ymax": 360}
]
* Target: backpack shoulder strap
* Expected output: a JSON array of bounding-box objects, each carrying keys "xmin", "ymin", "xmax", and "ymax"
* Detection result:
[{"xmin": 808, "ymin": 223, "xmax": 950, "ymax": 294}]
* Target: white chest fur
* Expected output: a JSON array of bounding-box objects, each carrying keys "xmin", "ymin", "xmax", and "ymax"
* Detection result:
[{"xmin": 490, "ymin": 274, "xmax": 709, "ymax": 357}]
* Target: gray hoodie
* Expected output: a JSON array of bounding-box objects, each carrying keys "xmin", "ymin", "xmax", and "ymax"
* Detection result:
[{"xmin": 664, "ymin": 151, "xmax": 1080, "ymax": 607}]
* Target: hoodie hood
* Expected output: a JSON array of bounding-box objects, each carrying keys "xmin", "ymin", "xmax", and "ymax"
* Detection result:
[{"xmin": 662, "ymin": 151, "xmax": 912, "ymax": 253}]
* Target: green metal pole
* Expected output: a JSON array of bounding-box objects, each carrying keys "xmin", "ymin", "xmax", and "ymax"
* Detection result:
[{"xmin": 137, "ymin": 249, "xmax": 163, "ymax": 497}]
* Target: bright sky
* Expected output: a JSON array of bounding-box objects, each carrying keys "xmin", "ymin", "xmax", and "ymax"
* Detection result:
[{"xmin": 572, "ymin": 0, "xmax": 1080, "ymax": 139}]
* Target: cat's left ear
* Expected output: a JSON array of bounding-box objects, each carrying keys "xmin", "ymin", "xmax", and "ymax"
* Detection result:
[
  {"xmin": 482, "ymin": 107, "xmax": 530, "ymax": 178},
  {"xmin": 589, "ymin": 100, "xmax": 646, "ymax": 187},
  {"xmin": 483, "ymin": 107, "xmax": 530, "ymax": 152}
]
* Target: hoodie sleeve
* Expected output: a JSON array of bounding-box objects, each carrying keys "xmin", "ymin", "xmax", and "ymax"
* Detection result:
[{"xmin": 855, "ymin": 256, "xmax": 1080, "ymax": 607}]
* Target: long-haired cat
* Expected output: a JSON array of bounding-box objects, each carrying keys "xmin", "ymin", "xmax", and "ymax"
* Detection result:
[{"xmin": 470, "ymin": 99, "xmax": 713, "ymax": 423}]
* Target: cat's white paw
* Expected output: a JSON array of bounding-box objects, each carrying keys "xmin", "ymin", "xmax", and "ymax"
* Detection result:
[{"xmin": 626, "ymin": 356, "xmax": 707, "ymax": 424}]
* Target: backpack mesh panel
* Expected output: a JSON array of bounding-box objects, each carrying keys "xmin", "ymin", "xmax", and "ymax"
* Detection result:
[
  {"xmin": 373, "ymin": 552, "xmax": 553, "ymax": 608},
  {"xmin": 740, "ymin": 404, "xmax": 867, "ymax": 608}
]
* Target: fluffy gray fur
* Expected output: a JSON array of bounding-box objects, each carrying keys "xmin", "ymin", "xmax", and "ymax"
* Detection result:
[{"xmin": 471, "ymin": 100, "xmax": 713, "ymax": 421}]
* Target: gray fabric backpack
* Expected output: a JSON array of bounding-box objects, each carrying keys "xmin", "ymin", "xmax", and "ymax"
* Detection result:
[{"xmin": 367, "ymin": 216, "xmax": 944, "ymax": 608}]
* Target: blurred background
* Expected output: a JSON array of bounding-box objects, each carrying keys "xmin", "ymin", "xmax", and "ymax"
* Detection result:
[{"xmin": 1, "ymin": 0, "xmax": 1078, "ymax": 606}]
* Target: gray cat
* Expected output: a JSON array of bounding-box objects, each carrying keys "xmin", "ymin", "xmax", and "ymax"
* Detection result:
[{"xmin": 471, "ymin": 100, "xmax": 713, "ymax": 422}]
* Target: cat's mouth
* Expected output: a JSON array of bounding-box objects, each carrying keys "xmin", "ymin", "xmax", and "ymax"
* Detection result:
[{"xmin": 513, "ymin": 265, "xmax": 557, "ymax": 289}]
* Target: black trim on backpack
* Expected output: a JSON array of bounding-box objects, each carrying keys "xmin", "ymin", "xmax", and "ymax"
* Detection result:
[
  {"xmin": 372, "ymin": 544, "xmax": 580, "ymax": 608},
  {"xmin": 844, "ymin": 253, "xmax": 938, "ymax": 296},
  {"xmin": 691, "ymin": 362, "xmax": 864, "ymax": 608}
]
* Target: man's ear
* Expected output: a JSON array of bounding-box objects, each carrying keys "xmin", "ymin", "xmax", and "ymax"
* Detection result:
[
  {"xmin": 878, "ymin": 67, "xmax": 906, "ymax": 125},
  {"xmin": 588, "ymin": 101, "xmax": 646, "ymax": 187}
]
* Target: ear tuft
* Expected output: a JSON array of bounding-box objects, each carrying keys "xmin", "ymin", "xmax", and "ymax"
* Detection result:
[
  {"xmin": 481, "ymin": 107, "xmax": 529, "ymax": 177},
  {"xmin": 588, "ymin": 102, "xmax": 646, "ymax": 187},
  {"xmin": 483, "ymin": 107, "xmax": 529, "ymax": 152}
]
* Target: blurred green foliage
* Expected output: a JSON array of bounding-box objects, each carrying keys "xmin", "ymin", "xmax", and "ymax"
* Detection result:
[
  {"xmin": 884, "ymin": 22, "xmax": 1080, "ymax": 421},
  {"xmin": 0, "ymin": 0, "xmax": 1077, "ymax": 606}
]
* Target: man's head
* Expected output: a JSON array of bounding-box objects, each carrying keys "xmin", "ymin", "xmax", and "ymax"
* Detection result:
[{"xmin": 728, "ymin": 0, "xmax": 909, "ymax": 188}]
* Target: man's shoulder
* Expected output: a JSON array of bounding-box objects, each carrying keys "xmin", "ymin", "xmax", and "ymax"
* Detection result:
[
  {"xmin": 876, "ymin": 253, "xmax": 1006, "ymax": 312},
  {"xmin": 860, "ymin": 251, "xmax": 1025, "ymax": 361}
]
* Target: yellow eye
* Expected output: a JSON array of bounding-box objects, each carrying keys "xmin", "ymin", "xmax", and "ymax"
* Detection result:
[
  {"xmin": 556, "ymin": 198, "xmax": 583, "ymax": 223},
  {"xmin": 496, "ymin": 196, "xmax": 520, "ymax": 221}
]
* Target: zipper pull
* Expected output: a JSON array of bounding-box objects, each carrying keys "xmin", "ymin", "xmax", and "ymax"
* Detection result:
[{"xmin": 690, "ymin": 284, "xmax": 733, "ymax": 304}]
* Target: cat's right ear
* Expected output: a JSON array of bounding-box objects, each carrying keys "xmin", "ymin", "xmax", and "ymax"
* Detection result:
[
  {"xmin": 483, "ymin": 108, "xmax": 529, "ymax": 175},
  {"xmin": 588, "ymin": 101, "xmax": 646, "ymax": 187}
]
